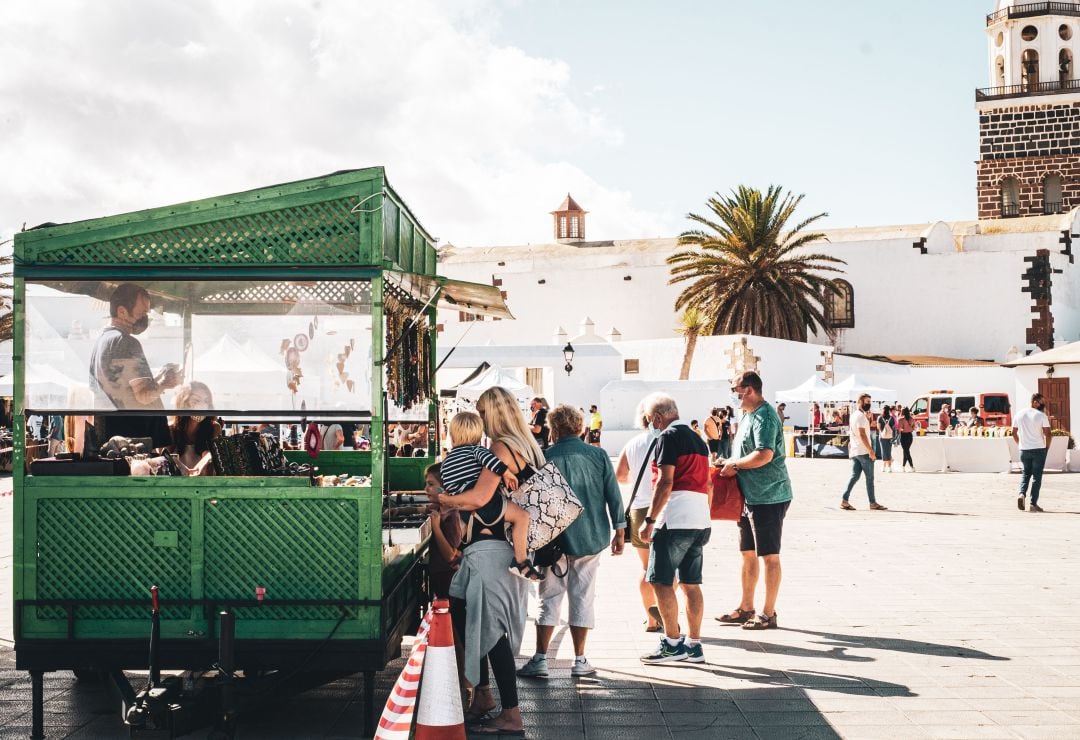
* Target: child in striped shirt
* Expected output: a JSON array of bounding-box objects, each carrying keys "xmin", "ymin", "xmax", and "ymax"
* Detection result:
[{"xmin": 439, "ymin": 411, "xmax": 541, "ymax": 581}]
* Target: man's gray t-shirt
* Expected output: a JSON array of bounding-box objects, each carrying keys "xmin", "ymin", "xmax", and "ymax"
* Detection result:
[{"xmin": 89, "ymin": 327, "xmax": 161, "ymax": 410}]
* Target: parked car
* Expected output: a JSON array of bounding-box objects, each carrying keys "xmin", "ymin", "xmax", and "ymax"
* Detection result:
[{"xmin": 909, "ymin": 391, "xmax": 1012, "ymax": 431}]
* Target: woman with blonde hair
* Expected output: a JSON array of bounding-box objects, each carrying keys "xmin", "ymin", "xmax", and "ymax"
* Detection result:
[{"xmin": 433, "ymin": 385, "xmax": 539, "ymax": 736}]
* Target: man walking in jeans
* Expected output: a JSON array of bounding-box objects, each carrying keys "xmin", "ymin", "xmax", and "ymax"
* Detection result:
[
  {"xmin": 715, "ymin": 371, "xmax": 793, "ymax": 630},
  {"xmin": 841, "ymin": 393, "xmax": 887, "ymax": 511},
  {"xmin": 1013, "ymin": 393, "xmax": 1052, "ymax": 513}
]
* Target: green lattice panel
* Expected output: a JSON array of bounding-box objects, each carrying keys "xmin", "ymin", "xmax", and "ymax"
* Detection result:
[
  {"xmin": 36, "ymin": 498, "xmax": 192, "ymax": 620},
  {"xmin": 204, "ymin": 498, "xmax": 360, "ymax": 620},
  {"xmin": 34, "ymin": 198, "xmax": 361, "ymax": 266}
]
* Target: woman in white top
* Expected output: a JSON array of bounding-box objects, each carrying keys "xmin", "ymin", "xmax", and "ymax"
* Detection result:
[{"xmin": 615, "ymin": 401, "xmax": 662, "ymax": 632}]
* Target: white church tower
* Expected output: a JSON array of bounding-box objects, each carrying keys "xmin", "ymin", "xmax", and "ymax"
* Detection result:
[{"xmin": 978, "ymin": 1, "xmax": 1080, "ymax": 219}]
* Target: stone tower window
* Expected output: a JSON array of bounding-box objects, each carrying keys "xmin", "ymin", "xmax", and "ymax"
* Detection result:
[
  {"xmin": 1022, "ymin": 25, "xmax": 1039, "ymax": 41},
  {"xmin": 995, "ymin": 56, "xmax": 1006, "ymax": 87},
  {"xmin": 1044, "ymin": 174, "xmax": 1064, "ymax": 214},
  {"xmin": 824, "ymin": 280, "xmax": 854, "ymax": 329},
  {"xmin": 1001, "ymin": 176, "xmax": 1021, "ymax": 217},
  {"xmin": 1022, "ymin": 49, "xmax": 1040, "ymax": 91},
  {"xmin": 1061, "ymin": 24, "xmax": 1073, "ymax": 41},
  {"xmin": 1060, "ymin": 49, "xmax": 1073, "ymax": 82}
]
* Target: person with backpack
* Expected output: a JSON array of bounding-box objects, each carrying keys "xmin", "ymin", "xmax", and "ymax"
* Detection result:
[{"xmin": 877, "ymin": 405, "xmax": 897, "ymax": 473}]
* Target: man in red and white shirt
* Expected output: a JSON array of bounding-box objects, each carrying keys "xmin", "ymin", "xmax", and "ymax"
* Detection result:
[{"xmin": 638, "ymin": 393, "xmax": 711, "ymax": 665}]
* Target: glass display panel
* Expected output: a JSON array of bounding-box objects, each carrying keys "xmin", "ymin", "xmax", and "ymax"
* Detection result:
[{"xmin": 23, "ymin": 280, "xmax": 373, "ymax": 414}]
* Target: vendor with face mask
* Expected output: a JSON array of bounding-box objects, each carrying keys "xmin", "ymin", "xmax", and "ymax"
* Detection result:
[{"xmin": 89, "ymin": 283, "xmax": 183, "ymax": 448}]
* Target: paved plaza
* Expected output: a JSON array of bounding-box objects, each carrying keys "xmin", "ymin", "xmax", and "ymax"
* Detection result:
[{"xmin": 2, "ymin": 459, "xmax": 1079, "ymax": 739}]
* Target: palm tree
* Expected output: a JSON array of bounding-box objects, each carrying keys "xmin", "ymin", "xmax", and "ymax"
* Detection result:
[
  {"xmin": 668, "ymin": 185, "xmax": 846, "ymax": 342},
  {"xmin": 676, "ymin": 308, "xmax": 707, "ymax": 380}
]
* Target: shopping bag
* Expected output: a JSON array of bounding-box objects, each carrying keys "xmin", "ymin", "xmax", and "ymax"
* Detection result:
[{"xmin": 710, "ymin": 469, "xmax": 745, "ymax": 521}]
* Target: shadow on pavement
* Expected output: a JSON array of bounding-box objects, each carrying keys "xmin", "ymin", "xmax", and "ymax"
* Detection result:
[{"xmin": 782, "ymin": 628, "xmax": 1009, "ymax": 661}]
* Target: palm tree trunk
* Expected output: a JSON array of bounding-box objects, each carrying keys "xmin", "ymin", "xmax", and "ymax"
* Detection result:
[{"xmin": 679, "ymin": 329, "xmax": 698, "ymax": 380}]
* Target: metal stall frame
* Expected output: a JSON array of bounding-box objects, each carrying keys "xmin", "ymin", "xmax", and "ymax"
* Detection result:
[{"xmin": 10, "ymin": 169, "xmax": 508, "ymax": 737}]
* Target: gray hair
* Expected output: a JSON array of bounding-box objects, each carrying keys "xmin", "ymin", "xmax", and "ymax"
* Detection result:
[
  {"xmin": 548, "ymin": 404, "xmax": 584, "ymax": 442},
  {"xmin": 642, "ymin": 392, "xmax": 679, "ymax": 421},
  {"xmin": 633, "ymin": 399, "xmax": 648, "ymax": 429}
]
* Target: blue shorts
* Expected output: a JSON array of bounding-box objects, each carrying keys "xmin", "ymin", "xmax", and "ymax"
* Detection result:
[{"xmin": 646, "ymin": 527, "xmax": 711, "ymax": 586}]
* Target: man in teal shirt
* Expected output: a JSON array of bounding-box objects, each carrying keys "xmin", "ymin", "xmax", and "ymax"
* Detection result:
[
  {"xmin": 716, "ymin": 370, "xmax": 793, "ymax": 630},
  {"xmin": 517, "ymin": 404, "xmax": 626, "ymax": 679}
]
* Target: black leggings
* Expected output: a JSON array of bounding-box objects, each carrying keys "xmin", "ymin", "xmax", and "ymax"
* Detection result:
[
  {"xmin": 899, "ymin": 432, "xmax": 914, "ymax": 468},
  {"xmin": 449, "ymin": 596, "xmax": 518, "ymax": 710}
]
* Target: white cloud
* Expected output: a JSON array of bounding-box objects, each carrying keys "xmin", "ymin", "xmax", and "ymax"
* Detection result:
[{"xmin": 0, "ymin": 0, "xmax": 670, "ymax": 247}]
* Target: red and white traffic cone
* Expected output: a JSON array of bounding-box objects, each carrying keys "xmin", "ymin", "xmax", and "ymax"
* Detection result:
[
  {"xmin": 374, "ymin": 609, "xmax": 434, "ymax": 740},
  {"xmin": 414, "ymin": 599, "xmax": 465, "ymax": 740}
]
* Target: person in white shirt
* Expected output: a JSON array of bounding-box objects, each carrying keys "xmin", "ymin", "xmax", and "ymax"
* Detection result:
[
  {"xmin": 1012, "ymin": 393, "xmax": 1052, "ymax": 513},
  {"xmin": 840, "ymin": 394, "xmax": 888, "ymax": 511},
  {"xmin": 615, "ymin": 403, "xmax": 661, "ymax": 632}
]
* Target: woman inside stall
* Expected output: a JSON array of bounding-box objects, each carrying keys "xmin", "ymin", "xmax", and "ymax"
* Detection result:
[
  {"xmin": 168, "ymin": 381, "xmax": 221, "ymax": 476},
  {"xmin": 433, "ymin": 385, "xmax": 542, "ymax": 737}
]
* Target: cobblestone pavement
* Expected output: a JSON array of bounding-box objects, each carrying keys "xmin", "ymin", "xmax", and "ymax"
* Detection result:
[{"xmin": 2, "ymin": 460, "xmax": 1079, "ymax": 739}]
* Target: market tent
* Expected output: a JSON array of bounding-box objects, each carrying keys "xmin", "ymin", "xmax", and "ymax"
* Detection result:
[
  {"xmin": 818, "ymin": 375, "xmax": 898, "ymax": 403},
  {"xmin": 775, "ymin": 375, "xmax": 832, "ymax": 403},
  {"xmin": 450, "ymin": 363, "xmax": 533, "ymax": 405},
  {"xmin": 0, "ymin": 363, "xmax": 86, "ymax": 409}
]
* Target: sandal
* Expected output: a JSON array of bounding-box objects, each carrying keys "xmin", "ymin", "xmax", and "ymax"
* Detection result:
[
  {"xmin": 742, "ymin": 613, "xmax": 777, "ymax": 630},
  {"xmin": 840, "ymin": 501, "xmax": 855, "ymax": 510},
  {"xmin": 715, "ymin": 607, "xmax": 755, "ymax": 624},
  {"xmin": 468, "ymin": 720, "xmax": 526, "ymax": 736},
  {"xmin": 509, "ymin": 558, "xmax": 545, "ymax": 581}
]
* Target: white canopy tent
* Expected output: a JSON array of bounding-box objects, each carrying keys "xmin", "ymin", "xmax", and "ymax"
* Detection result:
[
  {"xmin": 449, "ymin": 363, "xmax": 534, "ymax": 405},
  {"xmin": 0, "ymin": 363, "xmax": 83, "ymax": 406},
  {"xmin": 818, "ymin": 375, "xmax": 898, "ymax": 403},
  {"xmin": 774, "ymin": 375, "xmax": 832, "ymax": 404}
]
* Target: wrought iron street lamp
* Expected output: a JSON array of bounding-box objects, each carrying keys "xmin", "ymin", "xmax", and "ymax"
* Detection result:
[{"xmin": 562, "ymin": 342, "xmax": 575, "ymax": 376}]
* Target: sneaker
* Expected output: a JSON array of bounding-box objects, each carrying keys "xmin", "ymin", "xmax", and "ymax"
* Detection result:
[
  {"xmin": 1018, "ymin": 495, "xmax": 1026, "ymax": 511},
  {"xmin": 571, "ymin": 657, "xmax": 597, "ymax": 676},
  {"xmin": 516, "ymin": 655, "xmax": 549, "ymax": 678},
  {"xmin": 684, "ymin": 642, "xmax": 705, "ymax": 663},
  {"xmin": 641, "ymin": 638, "xmax": 688, "ymax": 664},
  {"xmin": 1029, "ymin": 503, "xmax": 1045, "ymax": 513}
]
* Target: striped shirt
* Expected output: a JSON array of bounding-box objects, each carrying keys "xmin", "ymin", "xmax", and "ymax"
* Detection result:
[{"xmin": 440, "ymin": 444, "xmax": 508, "ymax": 494}]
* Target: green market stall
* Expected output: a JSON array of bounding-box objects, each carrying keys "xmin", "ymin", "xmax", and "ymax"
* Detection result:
[{"xmin": 10, "ymin": 169, "xmax": 510, "ymax": 738}]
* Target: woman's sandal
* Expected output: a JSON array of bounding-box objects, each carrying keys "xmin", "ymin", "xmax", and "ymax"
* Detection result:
[{"xmin": 509, "ymin": 558, "xmax": 545, "ymax": 581}]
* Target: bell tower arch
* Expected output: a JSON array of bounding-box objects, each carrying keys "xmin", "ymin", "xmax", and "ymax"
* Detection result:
[{"xmin": 977, "ymin": 1, "xmax": 1080, "ymax": 218}]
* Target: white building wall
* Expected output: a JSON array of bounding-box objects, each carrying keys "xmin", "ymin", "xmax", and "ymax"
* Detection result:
[{"xmin": 437, "ymin": 218, "xmax": 1080, "ymax": 363}]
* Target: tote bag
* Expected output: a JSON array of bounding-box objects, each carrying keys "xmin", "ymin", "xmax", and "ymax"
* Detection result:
[
  {"xmin": 710, "ymin": 469, "xmax": 745, "ymax": 521},
  {"xmin": 505, "ymin": 459, "xmax": 584, "ymax": 552}
]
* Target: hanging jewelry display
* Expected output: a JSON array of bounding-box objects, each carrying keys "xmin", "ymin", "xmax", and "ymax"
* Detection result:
[{"xmin": 384, "ymin": 290, "xmax": 430, "ymax": 410}]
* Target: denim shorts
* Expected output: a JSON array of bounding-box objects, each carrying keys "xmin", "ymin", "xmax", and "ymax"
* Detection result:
[{"xmin": 646, "ymin": 527, "xmax": 711, "ymax": 586}]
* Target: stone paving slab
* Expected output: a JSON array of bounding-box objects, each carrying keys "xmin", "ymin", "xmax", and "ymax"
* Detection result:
[{"xmin": 2, "ymin": 460, "xmax": 1079, "ymax": 738}]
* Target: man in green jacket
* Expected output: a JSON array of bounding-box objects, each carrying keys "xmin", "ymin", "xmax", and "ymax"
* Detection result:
[{"xmin": 517, "ymin": 404, "xmax": 626, "ymax": 678}]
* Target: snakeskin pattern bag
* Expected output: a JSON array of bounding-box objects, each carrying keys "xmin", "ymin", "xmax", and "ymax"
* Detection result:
[{"xmin": 505, "ymin": 460, "xmax": 583, "ymax": 552}]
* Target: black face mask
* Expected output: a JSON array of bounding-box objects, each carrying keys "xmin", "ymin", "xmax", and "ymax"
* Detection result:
[
  {"xmin": 131, "ymin": 315, "xmax": 150, "ymax": 334},
  {"xmin": 860, "ymin": 403, "xmax": 871, "ymax": 412}
]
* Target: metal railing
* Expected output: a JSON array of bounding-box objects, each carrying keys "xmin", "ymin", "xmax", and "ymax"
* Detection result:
[
  {"xmin": 987, "ymin": 1, "xmax": 1080, "ymax": 25},
  {"xmin": 1002, "ymin": 203, "xmax": 1021, "ymax": 218},
  {"xmin": 1044, "ymin": 201, "xmax": 1064, "ymax": 213},
  {"xmin": 976, "ymin": 77, "xmax": 1080, "ymax": 100}
]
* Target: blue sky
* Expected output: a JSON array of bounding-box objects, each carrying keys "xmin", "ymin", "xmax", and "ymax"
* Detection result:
[
  {"xmin": 0, "ymin": 1, "xmax": 991, "ymax": 247},
  {"xmin": 493, "ymin": 0, "xmax": 989, "ymax": 231}
]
